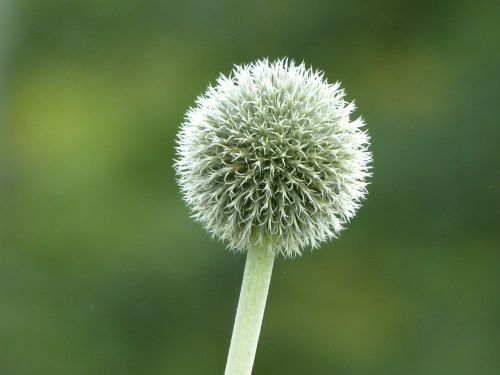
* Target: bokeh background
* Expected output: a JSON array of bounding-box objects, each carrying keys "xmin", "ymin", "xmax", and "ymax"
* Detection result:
[{"xmin": 1, "ymin": 0, "xmax": 499, "ymax": 374}]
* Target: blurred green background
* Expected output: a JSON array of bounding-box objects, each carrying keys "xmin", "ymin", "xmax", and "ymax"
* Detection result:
[{"xmin": 1, "ymin": 0, "xmax": 499, "ymax": 374}]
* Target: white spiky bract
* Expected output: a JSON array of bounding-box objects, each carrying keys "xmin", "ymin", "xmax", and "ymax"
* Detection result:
[{"xmin": 175, "ymin": 59, "xmax": 371, "ymax": 257}]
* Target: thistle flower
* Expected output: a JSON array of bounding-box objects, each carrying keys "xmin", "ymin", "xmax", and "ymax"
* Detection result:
[
  {"xmin": 175, "ymin": 58, "xmax": 371, "ymax": 375},
  {"xmin": 175, "ymin": 59, "xmax": 371, "ymax": 258}
]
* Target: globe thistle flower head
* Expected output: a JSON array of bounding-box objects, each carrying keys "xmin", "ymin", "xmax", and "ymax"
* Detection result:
[{"xmin": 175, "ymin": 59, "xmax": 371, "ymax": 257}]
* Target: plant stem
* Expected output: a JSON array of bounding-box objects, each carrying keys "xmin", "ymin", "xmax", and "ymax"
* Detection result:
[{"xmin": 224, "ymin": 245, "xmax": 275, "ymax": 375}]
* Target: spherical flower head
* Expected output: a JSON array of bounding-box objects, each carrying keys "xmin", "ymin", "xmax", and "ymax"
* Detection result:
[{"xmin": 175, "ymin": 59, "xmax": 371, "ymax": 257}]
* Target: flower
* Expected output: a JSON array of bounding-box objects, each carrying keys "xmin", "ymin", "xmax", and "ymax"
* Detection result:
[{"xmin": 175, "ymin": 59, "xmax": 371, "ymax": 257}]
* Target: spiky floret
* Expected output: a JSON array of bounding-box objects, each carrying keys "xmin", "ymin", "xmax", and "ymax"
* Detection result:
[{"xmin": 175, "ymin": 59, "xmax": 371, "ymax": 257}]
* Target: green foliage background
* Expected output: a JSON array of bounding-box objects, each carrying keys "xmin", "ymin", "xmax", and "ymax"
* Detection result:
[{"xmin": 1, "ymin": 0, "xmax": 499, "ymax": 374}]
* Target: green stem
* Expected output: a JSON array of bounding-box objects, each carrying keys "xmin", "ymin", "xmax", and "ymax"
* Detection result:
[{"xmin": 224, "ymin": 245, "xmax": 275, "ymax": 375}]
